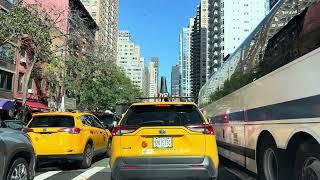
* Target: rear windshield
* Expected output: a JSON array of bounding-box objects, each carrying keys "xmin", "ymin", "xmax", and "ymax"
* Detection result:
[
  {"xmin": 29, "ymin": 116, "xmax": 75, "ymax": 128},
  {"xmin": 121, "ymin": 105, "xmax": 204, "ymax": 126},
  {"xmin": 96, "ymin": 115, "xmax": 115, "ymax": 124}
]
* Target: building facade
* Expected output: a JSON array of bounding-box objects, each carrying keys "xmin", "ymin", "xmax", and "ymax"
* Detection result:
[
  {"xmin": 191, "ymin": 0, "xmax": 209, "ymax": 99},
  {"xmin": 0, "ymin": 0, "xmax": 16, "ymax": 100},
  {"xmin": 81, "ymin": 0, "xmax": 119, "ymax": 61},
  {"xmin": 117, "ymin": 31, "xmax": 145, "ymax": 91},
  {"xmin": 179, "ymin": 18, "xmax": 194, "ymax": 97},
  {"xmin": 148, "ymin": 57, "xmax": 159, "ymax": 98},
  {"xmin": 171, "ymin": 65, "xmax": 180, "ymax": 97},
  {"xmin": 208, "ymin": 0, "xmax": 268, "ymax": 75}
]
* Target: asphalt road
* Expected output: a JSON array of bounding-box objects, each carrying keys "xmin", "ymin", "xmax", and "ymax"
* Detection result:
[{"xmin": 34, "ymin": 155, "xmax": 241, "ymax": 180}]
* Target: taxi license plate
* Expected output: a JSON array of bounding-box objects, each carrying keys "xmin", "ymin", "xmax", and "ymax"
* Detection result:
[{"xmin": 153, "ymin": 137, "xmax": 172, "ymax": 148}]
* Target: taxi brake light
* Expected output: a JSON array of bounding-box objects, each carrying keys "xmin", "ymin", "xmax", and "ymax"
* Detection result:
[
  {"xmin": 186, "ymin": 125, "xmax": 214, "ymax": 135},
  {"xmin": 22, "ymin": 128, "xmax": 34, "ymax": 133},
  {"xmin": 154, "ymin": 104, "xmax": 170, "ymax": 107},
  {"xmin": 112, "ymin": 125, "xmax": 139, "ymax": 136},
  {"xmin": 58, "ymin": 127, "xmax": 81, "ymax": 134},
  {"xmin": 123, "ymin": 165, "xmax": 138, "ymax": 169}
]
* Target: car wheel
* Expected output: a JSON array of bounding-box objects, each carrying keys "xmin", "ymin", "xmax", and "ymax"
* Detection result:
[
  {"xmin": 80, "ymin": 143, "xmax": 93, "ymax": 169},
  {"xmin": 257, "ymin": 136, "xmax": 289, "ymax": 180},
  {"xmin": 294, "ymin": 140, "xmax": 320, "ymax": 180},
  {"xmin": 106, "ymin": 139, "xmax": 112, "ymax": 157},
  {"xmin": 6, "ymin": 157, "xmax": 29, "ymax": 180}
]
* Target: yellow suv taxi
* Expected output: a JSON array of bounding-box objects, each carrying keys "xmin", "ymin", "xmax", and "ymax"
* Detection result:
[
  {"xmin": 24, "ymin": 112, "xmax": 112, "ymax": 168},
  {"xmin": 110, "ymin": 102, "xmax": 219, "ymax": 180}
]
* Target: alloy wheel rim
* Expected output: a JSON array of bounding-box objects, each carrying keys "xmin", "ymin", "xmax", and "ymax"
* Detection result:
[
  {"xmin": 10, "ymin": 163, "xmax": 28, "ymax": 180},
  {"xmin": 85, "ymin": 146, "xmax": 92, "ymax": 165},
  {"xmin": 301, "ymin": 157, "xmax": 320, "ymax": 180},
  {"xmin": 263, "ymin": 148, "xmax": 278, "ymax": 180}
]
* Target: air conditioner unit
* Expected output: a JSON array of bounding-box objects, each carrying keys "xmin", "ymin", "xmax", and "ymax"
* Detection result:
[
  {"xmin": 28, "ymin": 89, "xmax": 33, "ymax": 94},
  {"xmin": 20, "ymin": 57, "xmax": 26, "ymax": 63}
]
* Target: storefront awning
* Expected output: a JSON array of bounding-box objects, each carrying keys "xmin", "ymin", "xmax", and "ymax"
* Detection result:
[
  {"xmin": 16, "ymin": 100, "xmax": 49, "ymax": 111},
  {"xmin": 0, "ymin": 99, "xmax": 14, "ymax": 110}
]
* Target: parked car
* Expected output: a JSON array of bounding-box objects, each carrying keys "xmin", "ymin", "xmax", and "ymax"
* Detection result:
[
  {"xmin": 23, "ymin": 112, "xmax": 112, "ymax": 168},
  {"xmin": 0, "ymin": 120, "xmax": 25, "ymax": 130},
  {"xmin": 93, "ymin": 112, "xmax": 118, "ymax": 131},
  {"xmin": 0, "ymin": 128, "xmax": 36, "ymax": 180}
]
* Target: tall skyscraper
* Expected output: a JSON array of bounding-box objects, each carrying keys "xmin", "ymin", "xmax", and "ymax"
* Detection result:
[
  {"xmin": 81, "ymin": 0, "xmax": 119, "ymax": 61},
  {"xmin": 208, "ymin": 0, "xmax": 268, "ymax": 74},
  {"xmin": 191, "ymin": 0, "xmax": 209, "ymax": 98},
  {"xmin": 171, "ymin": 65, "xmax": 180, "ymax": 97},
  {"xmin": 117, "ymin": 31, "xmax": 144, "ymax": 91},
  {"xmin": 148, "ymin": 57, "xmax": 159, "ymax": 98},
  {"xmin": 179, "ymin": 18, "xmax": 194, "ymax": 97},
  {"xmin": 142, "ymin": 66, "xmax": 150, "ymax": 97}
]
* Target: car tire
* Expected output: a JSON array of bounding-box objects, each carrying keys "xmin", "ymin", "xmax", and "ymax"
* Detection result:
[
  {"xmin": 80, "ymin": 143, "xmax": 93, "ymax": 169},
  {"xmin": 106, "ymin": 139, "xmax": 112, "ymax": 157},
  {"xmin": 257, "ymin": 136, "xmax": 289, "ymax": 180},
  {"xmin": 294, "ymin": 140, "xmax": 320, "ymax": 180},
  {"xmin": 6, "ymin": 157, "xmax": 30, "ymax": 180}
]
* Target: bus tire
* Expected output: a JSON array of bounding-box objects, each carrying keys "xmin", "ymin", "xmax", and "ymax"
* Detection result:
[
  {"xmin": 257, "ymin": 136, "xmax": 289, "ymax": 180},
  {"xmin": 294, "ymin": 140, "xmax": 320, "ymax": 180}
]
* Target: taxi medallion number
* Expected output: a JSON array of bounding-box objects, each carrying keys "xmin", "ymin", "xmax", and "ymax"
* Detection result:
[{"xmin": 153, "ymin": 137, "xmax": 172, "ymax": 148}]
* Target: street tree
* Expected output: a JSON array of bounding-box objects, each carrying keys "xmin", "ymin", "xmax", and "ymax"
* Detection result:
[{"xmin": 0, "ymin": 2, "xmax": 64, "ymax": 120}]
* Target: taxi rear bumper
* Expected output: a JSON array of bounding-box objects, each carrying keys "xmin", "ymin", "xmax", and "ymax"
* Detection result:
[{"xmin": 111, "ymin": 156, "xmax": 218, "ymax": 179}]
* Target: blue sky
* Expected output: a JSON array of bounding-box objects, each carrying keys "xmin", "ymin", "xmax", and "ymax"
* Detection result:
[{"xmin": 119, "ymin": 0, "xmax": 199, "ymax": 90}]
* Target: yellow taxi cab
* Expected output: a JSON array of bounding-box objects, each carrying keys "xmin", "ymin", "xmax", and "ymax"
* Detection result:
[
  {"xmin": 23, "ymin": 112, "xmax": 112, "ymax": 168},
  {"xmin": 110, "ymin": 102, "xmax": 219, "ymax": 180}
]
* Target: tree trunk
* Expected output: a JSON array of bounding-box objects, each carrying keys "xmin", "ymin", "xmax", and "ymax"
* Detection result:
[{"xmin": 21, "ymin": 57, "xmax": 36, "ymax": 123}]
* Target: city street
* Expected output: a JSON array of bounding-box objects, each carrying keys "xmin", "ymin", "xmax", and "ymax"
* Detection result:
[{"xmin": 34, "ymin": 155, "xmax": 242, "ymax": 180}]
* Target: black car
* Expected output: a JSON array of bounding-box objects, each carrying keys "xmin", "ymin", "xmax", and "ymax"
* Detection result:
[
  {"xmin": 0, "ymin": 128, "xmax": 36, "ymax": 180},
  {"xmin": 94, "ymin": 112, "xmax": 118, "ymax": 131}
]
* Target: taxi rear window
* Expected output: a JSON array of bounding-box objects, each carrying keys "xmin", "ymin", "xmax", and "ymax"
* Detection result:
[
  {"xmin": 121, "ymin": 105, "xmax": 204, "ymax": 126},
  {"xmin": 29, "ymin": 116, "xmax": 75, "ymax": 128}
]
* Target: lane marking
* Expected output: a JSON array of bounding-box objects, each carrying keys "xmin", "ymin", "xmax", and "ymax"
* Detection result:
[
  {"xmin": 72, "ymin": 167, "xmax": 106, "ymax": 180},
  {"xmin": 34, "ymin": 171, "xmax": 62, "ymax": 180}
]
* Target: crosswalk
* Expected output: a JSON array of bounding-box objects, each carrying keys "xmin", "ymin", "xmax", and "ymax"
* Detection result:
[
  {"xmin": 34, "ymin": 158, "xmax": 111, "ymax": 180},
  {"xmin": 34, "ymin": 166, "xmax": 111, "ymax": 180}
]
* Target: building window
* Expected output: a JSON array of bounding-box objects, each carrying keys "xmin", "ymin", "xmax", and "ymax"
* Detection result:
[
  {"xmin": 28, "ymin": 79, "xmax": 32, "ymax": 89},
  {"xmin": 0, "ymin": 70, "xmax": 12, "ymax": 90},
  {"xmin": 20, "ymin": 47, "xmax": 27, "ymax": 63},
  {"xmin": 18, "ymin": 73, "xmax": 24, "ymax": 92}
]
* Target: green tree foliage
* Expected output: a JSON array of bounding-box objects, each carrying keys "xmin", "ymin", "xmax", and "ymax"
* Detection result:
[
  {"xmin": 0, "ymin": 3, "xmax": 57, "ymax": 120},
  {"xmin": 65, "ymin": 48, "xmax": 142, "ymax": 111}
]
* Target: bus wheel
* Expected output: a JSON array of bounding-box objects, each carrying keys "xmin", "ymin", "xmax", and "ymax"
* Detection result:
[
  {"xmin": 257, "ymin": 136, "xmax": 289, "ymax": 180},
  {"xmin": 294, "ymin": 141, "xmax": 320, "ymax": 180}
]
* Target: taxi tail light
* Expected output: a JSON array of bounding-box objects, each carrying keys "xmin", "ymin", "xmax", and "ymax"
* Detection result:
[
  {"xmin": 123, "ymin": 165, "xmax": 138, "ymax": 169},
  {"xmin": 58, "ymin": 127, "xmax": 81, "ymax": 134},
  {"xmin": 22, "ymin": 128, "xmax": 33, "ymax": 133},
  {"xmin": 186, "ymin": 125, "xmax": 214, "ymax": 135},
  {"xmin": 112, "ymin": 125, "xmax": 139, "ymax": 136}
]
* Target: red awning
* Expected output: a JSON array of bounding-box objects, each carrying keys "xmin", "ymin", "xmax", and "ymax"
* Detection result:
[{"xmin": 16, "ymin": 100, "xmax": 49, "ymax": 111}]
